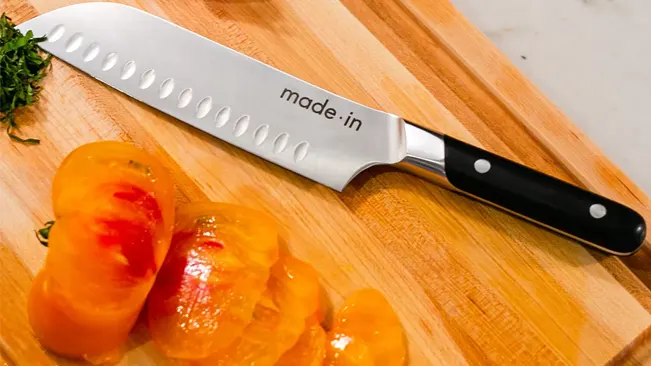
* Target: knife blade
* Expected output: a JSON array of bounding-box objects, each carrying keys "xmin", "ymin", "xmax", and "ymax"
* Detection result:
[{"xmin": 18, "ymin": 2, "xmax": 646, "ymax": 256}]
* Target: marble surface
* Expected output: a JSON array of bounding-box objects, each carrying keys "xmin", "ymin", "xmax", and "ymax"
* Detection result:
[{"xmin": 450, "ymin": 0, "xmax": 651, "ymax": 195}]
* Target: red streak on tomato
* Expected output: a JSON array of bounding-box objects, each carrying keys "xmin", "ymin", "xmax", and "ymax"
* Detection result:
[
  {"xmin": 153, "ymin": 254, "xmax": 190, "ymax": 301},
  {"xmin": 97, "ymin": 219, "xmax": 156, "ymax": 278},
  {"xmin": 151, "ymin": 249, "xmax": 222, "ymax": 305},
  {"xmin": 202, "ymin": 240, "xmax": 224, "ymax": 249},
  {"xmin": 150, "ymin": 232, "xmax": 224, "ymax": 304},
  {"xmin": 170, "ymin": 232, "xmax": 224, "ymax": 251},
  {"xmin": 171, "ymin": 231, "xmax": 195, "ymax": 246},
  {"xmin": 114, "ymin": 186, "xmax": 162, "ymax": 222}
]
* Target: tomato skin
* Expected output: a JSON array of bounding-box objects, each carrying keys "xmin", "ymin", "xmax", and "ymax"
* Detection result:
[
  {"xmin": 325, "ymin": 289, "xmax": 407, "ymax": 366},
  {"xmin": 195, "ymin": 253, "xmax": 321, "ymax": 366},
  {"xmin": 27, "ymin": 269, "xmax": 138, "ymax": 362},
  {"xmin": 276, "ymin": 314, "xmax": 327, "ymax": 366},
  {"xmin": 27, "ymin": 141, "xmax": 175, "ymax": 362},
  {"xmin": 147, "ymin": 202, "xmax": 279, "ymax": 360}
]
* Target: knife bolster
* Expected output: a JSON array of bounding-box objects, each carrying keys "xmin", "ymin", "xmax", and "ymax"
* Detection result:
[{"xmin": 396, "ymin": 122, "xmax": 454, "ymax": 190}]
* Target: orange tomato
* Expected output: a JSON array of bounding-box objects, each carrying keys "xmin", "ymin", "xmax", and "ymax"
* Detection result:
[
  {"xmin": 276, "ymin": 314, "xmax": 327, "ymax": 366},
  {"xmin": 27, "ymin": 141, "xmax": 175, "ymax": 363},
  {"xmin": 147, "ymin": 202, "xmax": 279, "ymax": 360},
  {"xmin": 325, "ymin": 289, "xmax": 407, "ymax": 366},
  {"xmin": 196, "ymin": 252, "xmax": 320, "ymax": 366}
]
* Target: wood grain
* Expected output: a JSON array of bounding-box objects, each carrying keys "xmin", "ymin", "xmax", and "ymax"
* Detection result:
[{"xmin": 1, "ymin": 0, "xmax": 650, "ymax": 364}]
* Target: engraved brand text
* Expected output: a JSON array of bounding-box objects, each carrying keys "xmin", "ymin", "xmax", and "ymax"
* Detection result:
[{"xmin": 280, "ymin": 88, "xmax": 362, "ymax": 131}]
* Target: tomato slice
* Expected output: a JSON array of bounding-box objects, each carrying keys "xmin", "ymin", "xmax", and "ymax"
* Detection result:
[
  {"xmin": 147, "ymin": 202, "xmax": 279, "ymax": 360},
  {"xmin": 325, "ymin": 289, "xmax": 407, "ymax": 366},
  {"xmin": 194, "ymin": 253, "xmax": 320, "ymax": 366},
  {"xmin": 27, "ymin": 141, "xmax": 175, "ymax": 363},
  {"xmin": 276, "ymin": 314, "xmax": 327, "ymax": 366}
]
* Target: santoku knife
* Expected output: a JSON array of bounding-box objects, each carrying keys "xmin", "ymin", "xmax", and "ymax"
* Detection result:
[{"xmin": 18, "ymin": 3, "xmax": 646, "ymax": 256}]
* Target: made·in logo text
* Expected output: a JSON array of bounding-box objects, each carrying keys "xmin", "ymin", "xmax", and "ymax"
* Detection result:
[{"xmin": 280, "ymin": 88, "xmax": 363, "ymax": 131}]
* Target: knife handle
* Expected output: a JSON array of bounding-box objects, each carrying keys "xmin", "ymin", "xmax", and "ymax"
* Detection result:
[{"xmin": 397, "ymin": 122, "xmax": 646, "ymax": 256}]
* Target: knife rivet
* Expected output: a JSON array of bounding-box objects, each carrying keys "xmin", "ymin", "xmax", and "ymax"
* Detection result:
[
  {"xmin": 589, "ymin": 204, "xmax": 607, "ymax": 219},
  {"xmin": 474, "ymin": 159, "xmax": 491, "ymax": 174}
]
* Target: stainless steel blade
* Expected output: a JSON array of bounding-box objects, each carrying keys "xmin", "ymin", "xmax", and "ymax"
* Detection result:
[{"xmin": 17, "ymin": 2, "xmax": 406, "ymax": 191}]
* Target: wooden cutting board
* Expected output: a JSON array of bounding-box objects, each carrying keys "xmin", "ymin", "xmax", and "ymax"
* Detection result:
[{"xmin": 2, "ymin": 0, "xmax": 651, "ymax": 365}]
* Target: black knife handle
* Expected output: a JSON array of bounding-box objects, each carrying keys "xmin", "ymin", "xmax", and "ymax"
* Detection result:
[
  {"xmin": 442, "ymin": 135, "xmax": 646, "ymax": 255},
  {"xmin": 395, "ymin": 122, "xmax": 646, "ymax": 255}
]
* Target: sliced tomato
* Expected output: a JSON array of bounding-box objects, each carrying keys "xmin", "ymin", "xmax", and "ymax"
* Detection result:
[
  {"xmin": 28, "ymin": 141, "xmax": 175, "ymax": 362},
  {"xmin": 325, "ymin": 289, "xmax": 407, "ymax": 366},
  {"xmin": 276, "ymin": 314, "xmax": 327, "ymax": 366},
  {"xmin": 147, "ymin": 202, "xmax": 279, "ymax": 360},
  {"xmin": 194, "ymin": 253, "xmax": 320, "ymax": 366}
]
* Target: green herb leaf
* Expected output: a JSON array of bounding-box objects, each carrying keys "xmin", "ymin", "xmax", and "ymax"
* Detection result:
[
  {"xmin": 9, "ymin": 133, "xmax": 40, "ymax": 144},
  {"xmin": 7, "ymin": 124, "xmax": 39, "ymax": 143},
  {"xmin": 35, "ymin": 220, "xmax": 55, "ymax": 247},
  {"xmin": 0, "ymin": 12, "xmax": 52, "ymax": 144}
]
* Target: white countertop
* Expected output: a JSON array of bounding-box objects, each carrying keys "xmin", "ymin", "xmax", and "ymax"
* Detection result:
[{"xmin": 450, "ymin": 0, "xmax": 651, "ymax": 196}]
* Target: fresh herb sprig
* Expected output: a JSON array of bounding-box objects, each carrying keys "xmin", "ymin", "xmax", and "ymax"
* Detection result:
[
  {"xmin": 35, "ymin": 220, "xmax": 55, "ymax": 247},
  {"xmin": 0, "ymin": 12, "xmax": 52, "ymax": 144}
]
